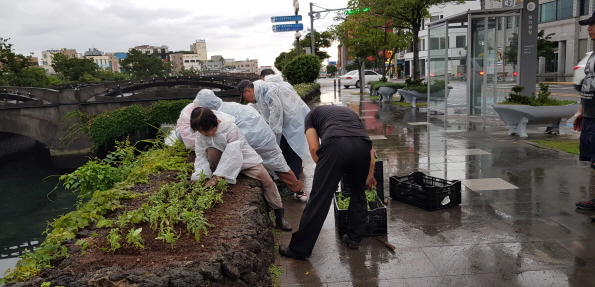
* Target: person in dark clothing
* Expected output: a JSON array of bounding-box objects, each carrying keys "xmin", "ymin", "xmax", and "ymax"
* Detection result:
[
  {"xmin": 575, "ymin": 12, "xmax": 595, "ymax": 212},
  {"xmin": 279, "ymin": 105, "xmax": 377, "ymax": 260}
]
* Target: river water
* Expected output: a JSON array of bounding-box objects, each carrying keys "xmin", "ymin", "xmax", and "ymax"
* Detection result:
[{"xmin": 0, "ymin": 135, "xmax": 79, "ymax": 277}]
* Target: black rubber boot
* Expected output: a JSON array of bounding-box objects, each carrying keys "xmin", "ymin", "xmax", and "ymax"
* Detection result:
[{"xmin": 274, "ymin": 208, "xmax": 292, "ymax": 231}]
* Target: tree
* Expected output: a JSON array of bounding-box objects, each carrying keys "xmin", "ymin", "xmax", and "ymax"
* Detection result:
[
  {"xmin": 275, "ymin": 51, "xmax": 298, "ymax": 73},
  {"xmin": 51, "ymin": 53, "xmax": 99, "ymax": 81},
  {"xmin": 120, "ymin": 49, "xmax": 168, "ymax": 79},
  {"xmin": 330, "ymin": 6, "xmax": 408, "ymax": 92},
  {"xmin": 326, "ymin": 64, "xmax": 338, "ymax": 77},
  {"xmin": 504, "ymin": 30, "xmax": 556, "ymax": 67},
  {"xmin": 96, "ymin": 69, "xmax": 131, "ymax": 81},
  {"xmin": 0, "ymin": 38, "xmax": 33, "ymax": 86},
  {"xmin": 18, "ymin": 67, "xmax": 63, "ymax": 87},
  {"xmin": 351, "ymin": 0, "xmax": 464, "ymax": 79},
  {"xmin": 299, "ymin": 31, "xmax": 336, "ymax": 61}
]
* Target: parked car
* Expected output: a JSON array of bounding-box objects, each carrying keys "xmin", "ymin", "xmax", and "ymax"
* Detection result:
[
  {"xmin": 339, "ymin": 70, "xmax": 382, "ymax": 88},
  {"xmin": 573, "ymin": 51, "xmax": 592, "ymax": 91}
]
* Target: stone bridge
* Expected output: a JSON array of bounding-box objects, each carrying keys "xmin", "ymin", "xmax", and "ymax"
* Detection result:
[{"xmin": 0, "ymin": 74, "xmax": 257, "ymax": 167}]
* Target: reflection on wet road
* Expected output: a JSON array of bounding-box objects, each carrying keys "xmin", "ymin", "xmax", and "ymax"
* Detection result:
[{"xmin": 277, "ymin": 78, "xmax": 595, "ymax": 286}]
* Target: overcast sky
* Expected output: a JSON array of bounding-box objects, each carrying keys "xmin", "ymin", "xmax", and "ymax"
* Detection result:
[{"xmin": 1, "ymin": 0, "xmax": 349, "ymax": 67}]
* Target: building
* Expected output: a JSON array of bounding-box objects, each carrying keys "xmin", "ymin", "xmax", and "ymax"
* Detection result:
[
  {"xmin": 29, "ymin": 57, "xmax": 39, "ymax": 67},
  {"xmin": 41, "ymin": 48, "xmax": 79, "ymax": 74},
  {"xmin": 170, "ymin": 53, "xmax": 203, "ymax": 74},
  {"xmin": 83, "ymin": 48, "xmax": 119, "ymax": 72},
  {"xmin": 130, "ymin": 45, "xmax": 169, "ymax": 61},
  {"xmin": 191, "ymin": 39, "xmax": 208, "ymax": 61},
  {"xmin": 484, "ymin": 0, "xmax": 589, "ymax": 76}
]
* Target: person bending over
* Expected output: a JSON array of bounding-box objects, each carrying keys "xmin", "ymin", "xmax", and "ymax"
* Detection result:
[{"xmin": 190, "ymin": 107, "xmax": 291, "ymax": 231}]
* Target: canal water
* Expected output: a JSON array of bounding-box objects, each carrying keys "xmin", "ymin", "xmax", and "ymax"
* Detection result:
[{"xmin": 0, "ymin": 135, "xmax": 79, "ymax": 277}]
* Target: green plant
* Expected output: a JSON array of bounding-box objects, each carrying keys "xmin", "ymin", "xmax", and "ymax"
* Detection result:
[
  {"xmin": 146, "ymin": 100, "xmax": 192, "ymax": 125},
  {"xmin": 293, "ymin": 83, "xmax": 320, "ymax": 98},
  {"xmin": 269, "ymin": 264, "xmax": 282, "ymax": 287},
  {"xmin": 76, "ymin": 240, "xmax": 89, "ymax": 255},
  {"xmin": 156, "ymin": 227, "xmax": 180, "ymax": 248},
  {"xmin": 499, "ymin": 84, "xmax": 576, "ymax": 106},
  {"xmin": 369, "ymin": 81, "xmax": 406, "ymax": 91},
  {"xmin": 365, "ymin": 187, "xmax": 377, "ymax": 203},
  {"xmin": 336, "ymin": 193, "xmax": 350, "ymax": 210},
  {"xmin": 283, "ymin": 54, "xmax": 322, "ymax": 85},
  {"xmin": 126, "ymin": 227, "xmax": 145, "ymax": 249}
]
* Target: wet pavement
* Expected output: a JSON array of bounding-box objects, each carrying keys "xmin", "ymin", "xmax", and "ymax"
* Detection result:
[{"xmin": 276, "ymin": 78, "xmax": 595, "ymax": 286}]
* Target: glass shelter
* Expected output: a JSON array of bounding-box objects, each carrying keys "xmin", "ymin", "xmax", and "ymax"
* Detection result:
[{"xmin": 427, "ymin": 7, "xmax": 522, "ymax": 128}]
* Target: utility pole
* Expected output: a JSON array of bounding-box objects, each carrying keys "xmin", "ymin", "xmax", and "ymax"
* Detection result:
[
  {"xmin": 295, "ymin": 0, "xmax": 301, "ymax": 56},
  {"xmin": 308, "ymin": 3, "xmax": 347, "ymax": 56}
]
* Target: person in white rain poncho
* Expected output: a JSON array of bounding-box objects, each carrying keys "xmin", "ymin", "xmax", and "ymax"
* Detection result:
[
  {"xmin": 193, "ymin": 89, "xmax": 305, "ymax": 200},
  {"xmin": 176, "ymin": 96, "xmax": 200, "ymax": 150},
  {"xmin": 189, "ymin": 107, "xmax": 292, "ymax": 231},
  {"xmin": 236, "ymin": 80, "xmax": 310, "ymax": 202},
  {"xmin": 261, "ymin": 69, "xmax": 294, "ymax": 91}
]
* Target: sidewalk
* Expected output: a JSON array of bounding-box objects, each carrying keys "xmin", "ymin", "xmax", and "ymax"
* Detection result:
[{"xmin": 276, "ymin": 81, "xmax": 595, "ymax": 286}]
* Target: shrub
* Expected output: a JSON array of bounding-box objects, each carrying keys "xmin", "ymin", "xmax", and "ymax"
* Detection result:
[
  {"xmin": 369, "ymin": 81, "xmax": 406, "ymax": 91},
  {"xmin": 147, "ymin": 100, "xmax": 191, "ymax": 125},
  {"xmin": 293, "ymin": 83, "xmax": 321, "ymax": 98},
  {"xmin": 283, "ymin": 54, "xmax": 321, "ymax": 85},
  {"xmin": 499, "ymin": 84, "xmax": 576, "ymax": 106}
]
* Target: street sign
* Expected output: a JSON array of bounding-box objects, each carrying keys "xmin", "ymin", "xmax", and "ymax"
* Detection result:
[
  {"xmin": 271, "ymin": 15, "xmax": 303, "ymax": 23},
  {"xmin": 272, "ymin": 23, "xmax": 303, "ymax": 32}
]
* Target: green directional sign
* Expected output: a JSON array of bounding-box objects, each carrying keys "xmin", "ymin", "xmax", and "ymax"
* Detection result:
[{"xmin": 344, "ymin": 8, "xmax": 370, "ymax": 15}]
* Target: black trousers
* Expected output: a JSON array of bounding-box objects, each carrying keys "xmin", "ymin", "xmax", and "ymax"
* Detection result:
[
  {"xmin": 280, "ymin": 135, "xmax": 303, "ymax": 179},
  {"xmin": 580, "ymin": 117, "xmax": 595, "ymax": 167},
  {"xmin": 289, "ymin": 137, "xmax": 372, "ymax": 257}
]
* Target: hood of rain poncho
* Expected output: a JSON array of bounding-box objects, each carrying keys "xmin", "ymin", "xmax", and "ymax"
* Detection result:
[
  {"xmin": 264, "ymin": 74, "xmax": 293, "ymax": 90},
  {"xmin": 252, "ymin": 80, "xmax": 310, "ymax": 160},
  {"xmin": 192, "ymin": 89, "xmax": 290, "ymax": 172},
  {"xmin": 176, "ymin": 102, "xmax": 199, "ymax": 149},
  {"xmin": 194, "ymin": 89, "xmax": 222, "ymax": 110},
  {"xmin": 191, "ymin": 111, "xmax": 263, "ymax": 184}
]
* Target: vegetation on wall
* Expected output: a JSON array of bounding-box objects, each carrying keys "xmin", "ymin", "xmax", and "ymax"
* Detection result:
[
  {"xmin": 0, "ymin": 140, "xmax": 226, "ymax": 284},
  {"xmin": 62, "ymin": 99, "xmax": 191, "ymax": 149}
]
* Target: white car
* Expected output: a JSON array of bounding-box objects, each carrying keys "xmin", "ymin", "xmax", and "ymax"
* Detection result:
[
  {"xmin": 573, "ymin": 51, "xmax": 592, "ymax": 91},
  {"xmin": 339, "ymin": 70, "xmax": 382, "ymax": 89}
]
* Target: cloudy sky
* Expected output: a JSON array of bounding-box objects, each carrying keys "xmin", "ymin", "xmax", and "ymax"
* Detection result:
[{"xmin": 1, "ymin": 0, "xmax": 349, "ymax": 67}]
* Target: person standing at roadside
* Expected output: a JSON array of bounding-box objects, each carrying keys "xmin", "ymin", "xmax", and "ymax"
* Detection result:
[
  {"xmin": 574, "ymin": 12, "xmax": 595, "ymax": 211},
  {"xmin": 278, "ymin": 105, "xmax": 377, "ymax": 260}
]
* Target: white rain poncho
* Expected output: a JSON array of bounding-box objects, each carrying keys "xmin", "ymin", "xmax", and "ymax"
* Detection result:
[
  {"xmin": 264, "ymin": 74, "xmax": 293, "ymax": 90},
  {"xmin": 194, "ymin": 89, "xmax": 291, "ymax": 172},
  {"xmin": 253, "ymin": 80, "xmax": 311, "ymax": 160},
  {"xmin": 176, "ymin": 102, "xmax": 199, "ymax": 149},
  {"xmin": 191, "ymin": 111, "xmax": 263, "ymax": 184}
]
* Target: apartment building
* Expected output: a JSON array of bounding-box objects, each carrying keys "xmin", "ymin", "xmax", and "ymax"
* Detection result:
[
  {"xmin": 130, "ymin": 45, "xmax": 169, "ymax": 61},
  {"xmin": 41, "ymin": 48, "xmax": 79, "ymax": 74},
  {"xmin": 83, "ymin": 48, "xmax": 119, "ymax": 72},
  {"xmin": 170, "ymin": 53, "xmax": 203, "ymax": 74},
  {"xmin": 191, "ymin": 39, "xmax": 208, "ymax": 61}
]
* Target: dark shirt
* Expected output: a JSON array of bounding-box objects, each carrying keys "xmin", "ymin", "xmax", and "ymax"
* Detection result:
[
  {"xmin": 582, "ymin": 52, "xmax": 595, "ymax": 118},
  {"xmin": 304, "ymin": 105, "xmax": 370, "ymax": 142}
]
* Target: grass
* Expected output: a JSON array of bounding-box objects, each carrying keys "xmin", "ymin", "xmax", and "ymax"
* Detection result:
[
  {"xmin": 529, "ymin": 139, "xmax": 579, "ymax": 155},
  {"xmin": 269, "ymin": 264, "xmax": 281, "ymax": 287}
]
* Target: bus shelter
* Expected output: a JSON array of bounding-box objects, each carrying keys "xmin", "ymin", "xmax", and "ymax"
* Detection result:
[{"xmin": 427, "ymin": 6, "xmax": 529, "ymax": 128}]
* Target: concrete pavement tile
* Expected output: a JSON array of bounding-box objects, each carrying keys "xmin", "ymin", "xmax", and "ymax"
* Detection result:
[
  {"xmin": 492, "ymin": 202, "xmax": 574, "ymax": 220},
  {"xmin": 461, "ymin": 178, "xmax": 519, "ymax": 191},
  {"xmin": 556, "ymin": 240, "xmax": 595, "ymax": 265},
  {"xmin": 423, "ymin": 241, "xmax": 588, "ymax": 276},
  {"xmin": 483, "ymin": 268, "xmax": 595, "ymax": 287},
  {"xmin": 498, "ymin": 218, "xmax": 583, "ymax": 241},
  {"xmin": 405, "ymin": 274, "xmax": 502, "ymax": 287},
  {"xmin": 550, "ymin": 216, "xmax": 595, "ymax": 238}
]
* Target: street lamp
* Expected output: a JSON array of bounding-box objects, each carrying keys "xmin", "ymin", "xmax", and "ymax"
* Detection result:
[{"xmin": 295, "ymin": 31, "xmax": 302, "ymax": 56}]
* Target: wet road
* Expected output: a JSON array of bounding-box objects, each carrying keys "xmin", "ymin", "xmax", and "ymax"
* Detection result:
[{"xmin": 277, "ymin": 78, "xmax": 595, "ymax": 286}]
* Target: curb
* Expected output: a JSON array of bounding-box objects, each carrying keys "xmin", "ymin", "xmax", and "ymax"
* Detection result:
[{"xmin": 540, "ymin": 82, "xmax": 573, "ymax": 85}]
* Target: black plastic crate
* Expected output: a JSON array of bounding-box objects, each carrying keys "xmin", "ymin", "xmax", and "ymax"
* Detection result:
[
  {"xmin": 341, "ymin": 160, "xmax": 384, "ymax": 201},
  {"xmin": 389, "ymin": 172, "xmax": 461, "ymax": 211},
  {"xmin": 333, "ymin": 192, "xmax": 387, "ymax": 236}
]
